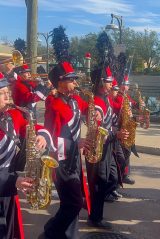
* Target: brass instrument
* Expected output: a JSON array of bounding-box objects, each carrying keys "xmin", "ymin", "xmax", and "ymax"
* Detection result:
[
  {"xmin": 0, "ymin": 50, "xmax": 23, "ymax": 66},
  {"xmin": 120, "ymin": 94, "xmax": 138, "ymax": 148},
  {"xmin": 12, "ymin": 50, "xmax": 24, "ymax": 67},
  {"xmin": 31, "ymin": 73, "xmax": 48, "ymax": 78},
  {"xmin": 24, "ymin": 110, "xmax": 59, "ymax": 209},
  {"xmin": 79, "ymin": 88, "xmax": 108, "ymax": 163},
  {"xmin": 0, "ymin": 50, "xmax": 23, "ymax": 74},
  {"xmin": 12, "ymin": 52, "xmax": 51, "ymax": 84},
  {"xmin": 0, "ymin": 50, "xmax": 49, "ymax": 80},
  {"xmin": 0, "ymin": 51, "xmax": 49, "ymax": 66},
  {"xmin": 135, "ymin": 89, "xmax": 150, "ymax": 129}
]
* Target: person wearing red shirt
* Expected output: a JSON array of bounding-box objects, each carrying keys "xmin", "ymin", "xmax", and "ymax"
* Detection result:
[{"xmin": 10, "ymin": 64, "xmax": 50, "ymax": 120}]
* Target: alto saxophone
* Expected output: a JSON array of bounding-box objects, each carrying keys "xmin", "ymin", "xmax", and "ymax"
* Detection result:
[
  {"xmin": 120, "ymin": 94, "xmax": 138, "ymax": 148},
  {"xmin": 80, "ymin": 89, "xmax": 108, "ymax": 163},
  {"xmin": 135, "ymin": 89, "xmax": 150, "ymax": 129},
  {"xmin": 25, "ymin": 110, "xmax": 59, "ymax": 210}
]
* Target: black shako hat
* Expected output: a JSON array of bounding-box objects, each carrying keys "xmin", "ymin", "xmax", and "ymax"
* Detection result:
[{"xmin": 48, "ymin": 61, "xmax": 78, "ymax": 88}]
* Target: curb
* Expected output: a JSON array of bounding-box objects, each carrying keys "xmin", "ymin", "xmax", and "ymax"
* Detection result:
[{"xmin": 136, "ymin": 145, "xmax": 160, "ymax": 156}]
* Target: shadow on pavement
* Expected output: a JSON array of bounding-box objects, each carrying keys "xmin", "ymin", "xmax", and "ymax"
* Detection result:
[
  {"xmin": 102, "ymin": 194, "xmax": 160, "ymax": 239},
  {"xmin": 119, "ymin": 187, "xmax": 160, "ymax": 201},
  {"xmin": 131, "ymin": 165, "xmax": 160, "ymax": 179}
]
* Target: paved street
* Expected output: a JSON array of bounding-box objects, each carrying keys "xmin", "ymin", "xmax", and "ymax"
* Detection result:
[{"xmin": 20, "ymin": 153, "xmax": 160, "ymax": 239}]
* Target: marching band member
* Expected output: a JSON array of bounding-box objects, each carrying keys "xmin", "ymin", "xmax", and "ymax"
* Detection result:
[
  {"xmin": 0, "ymin": 72, "xmax": 56, "ymax": 239},
  {"xmin": 10, "ymin": 64, "xmax": 50, "ymax": 120},
  {"xmin": 115, "ymin": 75, "xmax": 138, "ymax": 185},
  {"xmin": 86, "ymin": 66, "xmax": 128, "ymax": 227},
  {"xmin": 41, "ymin": 61, "xmax": 91, "ymax": 239}
]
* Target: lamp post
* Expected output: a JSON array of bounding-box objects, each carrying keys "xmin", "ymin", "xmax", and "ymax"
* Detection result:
[
  {"xmin": 37, "ymin": 32, "xmax": 52, "ymax": 73},
  {"xmin": 105, "ymin": 13, "xmax": 123, "ymax": 44}
]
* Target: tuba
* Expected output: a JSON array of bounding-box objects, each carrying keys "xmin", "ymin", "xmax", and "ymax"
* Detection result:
[
  {"xmin": 120, "ymin": 94, "xmax": 138, "ymax": 148},
  {"xmin": 24, "ymin": 109, "xmax": 59, "ymax": 209},
  {"xmin": 79, "ymin": 88, "xmax": 108, "ymax": 163}
]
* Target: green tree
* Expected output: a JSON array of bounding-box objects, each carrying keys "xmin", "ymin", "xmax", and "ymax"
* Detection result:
[
  {"xmin": 50, "ymin": 25, "xmax": 70, "ymax": 62},
  {"xmin": 120, "ymin": 28, "xmax": 160, "ymax": 72},
  {"xmin": 136, "ymin": 30, "xmax": 160, "ymax": 69},
  {"xmin": 14, "ymin": 38, "xmax": 26, "ymax": 57},
  {"xmin": 70, "ymin": 33, "xmax": 98, "ymax": 69}
]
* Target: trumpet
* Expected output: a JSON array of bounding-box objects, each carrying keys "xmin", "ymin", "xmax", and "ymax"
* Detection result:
[{"xmin": 0, "ymin": 51, "xmax": 51, "ymax": 83}]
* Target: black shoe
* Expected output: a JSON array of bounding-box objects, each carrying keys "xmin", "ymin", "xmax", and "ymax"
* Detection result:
[
  {"xmin": 111, "ymin": 190, "xmax": 123, "ymax": 198},
  {"xmin": 123, "ymin": 175, "xmax": 135, "ymax": 185},
  {"xmin": 104, "ymin": 194, "xmax": 118, "ymax": 202},
  {"xmin": 87, "ymin": 219, "xmax": 112, "ymax": 229}
]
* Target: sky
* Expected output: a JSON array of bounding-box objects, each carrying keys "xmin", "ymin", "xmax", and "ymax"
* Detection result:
[{"xmin": 0, "ymin": 0, "xmax": 160, "ymax": 44}]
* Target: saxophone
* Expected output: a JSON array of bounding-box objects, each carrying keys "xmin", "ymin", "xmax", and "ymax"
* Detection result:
[
  {"xmin": 25, "ymin": 110, "xmax": 59, "ymax": 210},
  {"xmin": 135, "ymin": 89, "xmax": 150, "ymax": 129},
  {"xmin": 120, "ymin": 94, "xmax": 138, "ymax": 148},
  {"xmin": 80, "ymin": 89, "xmax": 108, "ymax": 163}
]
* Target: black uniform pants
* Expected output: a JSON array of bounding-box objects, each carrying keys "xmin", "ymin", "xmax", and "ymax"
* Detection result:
[
  {"xmin": 0, "ymin": 196, "xmax": 21, "ymax": 239},
  {"xmin": 105, "ymin": 156, "xmax": 118, "ymax": 196},
  {"xmin": 86, "ymin": 160, "xmax": 106, "ymax": 223},
  {"xmin": 44, "ymin": 168, "xmax": 83, "ymax": 239},
  {"xmin": 116, "ymin": 142, "xmax": 131, "ymax": 177},
  {"xmin": 86, "ymin": 145, "xmax": 118, "ymax": 223},
  {"xmin": 115, "ymin": 141, "xmax": 127, "ymax": 178}
]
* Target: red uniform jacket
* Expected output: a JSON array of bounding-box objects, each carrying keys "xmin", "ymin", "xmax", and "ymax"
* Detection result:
[
  {"xmin": 11, "ymin": 76, "xmax": 41, "ymax": 108},
  {"xmin": 45, "ymin": 94, "xmax": 91, "ymax": 213},
  {"xmin": 115, "ymin": 92, "xmax": 137, "ymax": 110},
  {"xmin": 45, "ymin": 94, "xmax": 88, "ymax": 161},
  {"xmin": 0, "ymin": 108, "xmax": 55, "ymax": 239},
  {"xmin": 94, "ymin": 95, "xmax": 120, "ymax": 131}
]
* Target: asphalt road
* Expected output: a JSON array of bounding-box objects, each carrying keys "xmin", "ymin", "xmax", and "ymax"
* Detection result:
[{"xmin": 20, "ymin": 153, "xmax": 160, "ymax": 239}]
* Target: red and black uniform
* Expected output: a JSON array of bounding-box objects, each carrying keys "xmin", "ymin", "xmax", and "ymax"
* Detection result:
[
  {"xmin": 11, "ymin": 76, "xmax": 49, "ymax": 119},
  {"xmin": 86, "ymin": 93, "xmax": 121, "ymax": 223},
  {"xmin": 0, "ymin": 108, "xmax": 55, "ymax": 239},
  {"xmin": 44, "ymin": 93, "xmax": 88, "ymax": 239}
]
